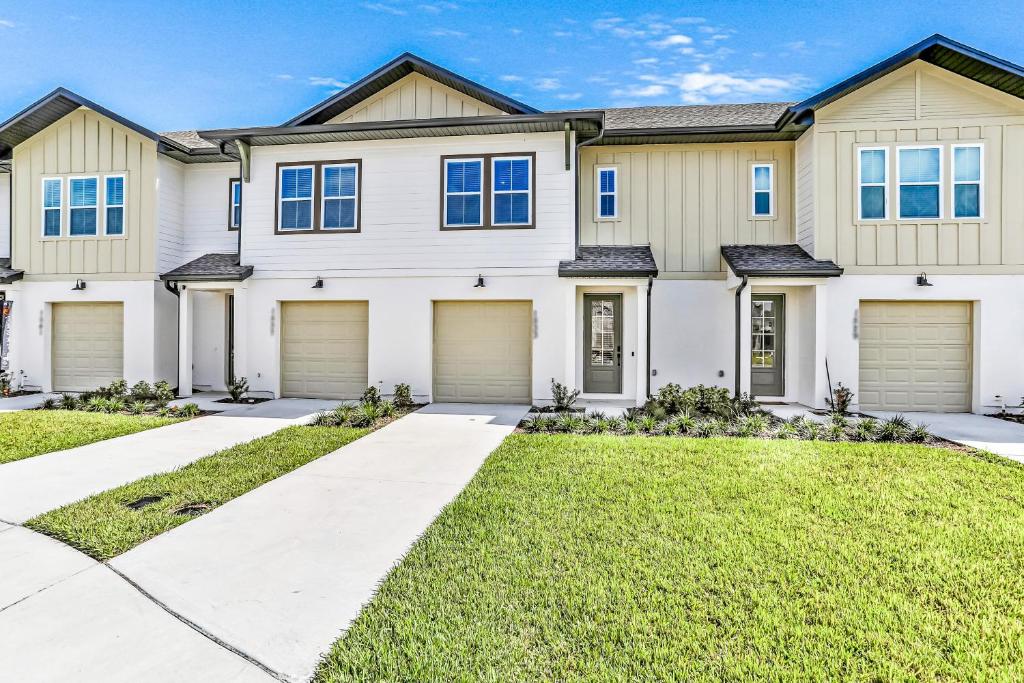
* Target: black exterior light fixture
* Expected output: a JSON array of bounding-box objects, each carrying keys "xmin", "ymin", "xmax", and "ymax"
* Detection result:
[
  {"xmin": 474, "ymin": 274, "xmax": 485, "ymax": 288},
  {"xmin": 71, "ymin": 279, "xmax": 87, "ymax": 291},
  {"xmin": 916, "ymin": 272, "xmax": 933, "ymax": 287},
  {"xmin": 312, "ymin": 276, "xmax": 324, "ymax": 289}
]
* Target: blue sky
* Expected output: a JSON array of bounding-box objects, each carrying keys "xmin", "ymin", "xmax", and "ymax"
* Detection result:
[{"xmin": 0, "ymin": 0, "xmax": 1021, "ymax": 132}]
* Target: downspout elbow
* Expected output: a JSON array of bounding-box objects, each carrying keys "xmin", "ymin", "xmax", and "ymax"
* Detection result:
[{"xmin": 734, "ymin": 275, "xmax": 748, "ymax": 398}]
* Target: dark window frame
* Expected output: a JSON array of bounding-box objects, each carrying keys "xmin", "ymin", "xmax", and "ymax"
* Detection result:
[
  {"xmin": 439, "ymin": 151, "xmax": 536, "ymax": 231},
  {"xmin": 274, "ymin": 159, "xmax": 363, "ymax": 236},
  {"xmin": 228, "ymin": 177, "xmax": 241, "ymax": 231}
]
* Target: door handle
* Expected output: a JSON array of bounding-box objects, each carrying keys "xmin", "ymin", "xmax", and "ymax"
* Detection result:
[{"xmin": 616, "ymin": 346, "xmax": 622, "ymax": 364}]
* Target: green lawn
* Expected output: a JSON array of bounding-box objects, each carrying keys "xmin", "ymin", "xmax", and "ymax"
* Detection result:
[
  {"xmin": 27, "ymin": 425, "xmax": 367, "ymax": 559},
  {"xmin": 0, "ymin": 410, "xmax": 182, "ymax": 464},
  {"xmin": 317, "ymin": 434, "xmax": 1024, "ymax": 681}
]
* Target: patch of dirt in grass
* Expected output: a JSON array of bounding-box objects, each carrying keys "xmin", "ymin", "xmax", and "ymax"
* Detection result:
[
  {"xmin": 172, "ymin": 502, "xmax": 214, "ymax": 516},
  {"xmin": 125, "ymin": 495, "xmax": 166, "ymax": 510}
]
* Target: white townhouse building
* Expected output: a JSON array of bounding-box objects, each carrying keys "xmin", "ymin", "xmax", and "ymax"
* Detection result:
[{"xmin": 1, "ymin": 34, "xmax": 1023, "ymax": 413}]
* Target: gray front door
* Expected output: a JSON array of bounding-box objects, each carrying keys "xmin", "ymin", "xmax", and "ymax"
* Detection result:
[
  {"xmin": 584, "ymin": 294, "xmax": 622, "ymax": 394},
  {"xmin": 751, "ymin": 294, "xmax": 785, "ymax": 397}
]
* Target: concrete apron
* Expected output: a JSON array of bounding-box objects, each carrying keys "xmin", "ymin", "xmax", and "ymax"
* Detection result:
[
  {"xmin": 110, "ymin": 403, "xmax": 528, "ymax": 683},
  {"xmin": 867, "ymin": 410, "xmax": 1024, "ymax": 463},
  {"xmin": 0, "ymin": 398, "xmax": 335, "ymax": 524}
]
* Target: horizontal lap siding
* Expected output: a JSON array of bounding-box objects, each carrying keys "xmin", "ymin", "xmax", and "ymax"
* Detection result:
[
  {"xmin": 579, "ymin": 143, "xmax": 794, "ymax": 274},
  {"xmin": 181, "ymin": 162, "xmax": 239, "ymax": 262},
  {"xmin": 156, "ymin": 157, "xmax": 184, "ymax": 274},
  {"xmin": 242, "ymin": 133, "xmax": 573, "ymax": 274}
]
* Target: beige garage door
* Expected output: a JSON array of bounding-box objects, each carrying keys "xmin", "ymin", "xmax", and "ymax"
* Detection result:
[
  {"xmin": 859, "ymin": 301, "xmax": 972, "ymax": 412},
  {"xmin": 281, "ymin": 301, "xmax": 368, "ymax": 399},
  {"xmin": 433, "ymin": 301, "xmax": 532, "ymax": 404},
  {"xmin": 52, "ymin": 302, "xmax": 124, "ymax": 392}
]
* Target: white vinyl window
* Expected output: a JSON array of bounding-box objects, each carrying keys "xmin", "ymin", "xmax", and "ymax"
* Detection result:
[
  {"xmin": 596, "ymin": 166, "xmax": 618, "ymax": 219},
  {"xmin": 230, "ymin": 179, "xmax": 241, "ymax": 229},
  {"xmin": 42, "ymin": 177, "xmax": 62, "ymax": 237},
  {"xmin": 104, "ymin": 174, "xmax": 125, "ymax": 236},
  {"xmin": 752, "ymin": 163, "xmax": 773, "ymax": 216},
  {"xmin": 444, "ymin": 158, "xmax": 484, "ymax": 227},
  {"xmin": 952, "ymin": 144, "xmax": 983, "ymax": 219},
  {"xmin": 897, "ymin": 146, "xmax": 942, "ymax": 219},
  {"xmin": 278, "ymin": 165, "xmax": 314, "ymax": 231},
  {"xmin": 69, "ymin": 176, "xmax": 98, "ymax": 236},
  {"xmin": 858, "ymin": 147, "xmax": 888, "ymax": 220},
  {"xmin": 321, "ymin": 163, "xmax": 359, "ymax": 230}
]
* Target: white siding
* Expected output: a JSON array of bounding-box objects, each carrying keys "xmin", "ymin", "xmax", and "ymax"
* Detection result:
[
  {"xmin": 242, "ymin": 132, "xmax": 574, "ymax": 276},
  {"xmin": 156, "ymin": 156, "xmax": 185, "ymax": 274},
  {"xmin": 795, "ymin": 130, "xmax": 815, "ymax": 254},
  {"xmin": 181, "ymin": 162, "xmax": 239, "ymax": 262},
  {"xmin": 0, "ymin": 173, "xmax": 9, "ymax": 259}
]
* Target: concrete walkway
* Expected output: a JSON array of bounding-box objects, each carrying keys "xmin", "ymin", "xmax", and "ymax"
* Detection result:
[
  {"xmin": 111, "ymin": 403, "xmax": 528, "ymax": 682},
  {"xmin": 0, "ymin": 524, "xmax": 271, "ymax": 681},
  {"xmin": 0, "ymin": 398, "xmax": 336, "ymax": 523},
  {"xmin": 0, "ymin": 392, "xmax": 57, "ymax": 412},
  {"xmin": 868, "ymin": 410, "xmax": 1024, "ymax": 462}
]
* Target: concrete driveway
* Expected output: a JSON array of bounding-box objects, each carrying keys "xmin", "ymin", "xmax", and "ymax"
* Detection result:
[{"xmin": 867, "ymin": 411, "xmax": 1024, "ymax": 462}]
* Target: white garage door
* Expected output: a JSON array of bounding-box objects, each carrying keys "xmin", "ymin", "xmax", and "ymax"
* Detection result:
[
  {"xmin": 433, "ymin": 301, "xmax": 532, "ymax": 404},
  {"xmin": 859, "ymin": 301, "xmax": 972, "ymax": 412},
  {"xmin": 52, "ymin": 302, "xmax": 124, "ymax": 392},
  {"xmin": 281, "ymin": 301, "xmax": 368, "ymax": 399}
]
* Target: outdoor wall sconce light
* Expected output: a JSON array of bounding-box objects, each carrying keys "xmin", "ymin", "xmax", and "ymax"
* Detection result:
[
  {"xmin": 312, "ymin": 276, "xmax": 324, "ymax": 289},
  {"xmin": 71, "ymin": 279, "xmax": 87, "ymax": 291},
  {"xmin": 916, "ymin": 272, "xmax": 933, "ymax": 287},
  {"xmin": 473, "ymin": 274, "xmax": 485, "ymax": 288}
]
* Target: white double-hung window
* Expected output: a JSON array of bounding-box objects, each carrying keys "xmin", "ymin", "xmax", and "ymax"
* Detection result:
[
  {"xmin": 444, "ymin": 158, "xmax": 483, "ymax": 227},
  {"xmin": 42, "ymin": 178, "xmax": 62, "ymax": 237},
  {"xmin": 492, "ymin": 156, "xmax": 531, "ymax": 225},
  {"xmin": 952, "ymin": 144, "xmax": 983, "ymax": 218},
  {"xmin": 69, "ymin": 176, "xmax": 98, "ymax": 236},
  {"xmin": 322, "ymin": 163, "xmax": 358, "ymax": 230},
  {"xmin": 858, "ymin": 147, "xmax": 888, "ymax": 220},
  {"xmin": 597, "ymin": 167, "xmax": 617, "ymax": 219},
  {"xmin": 278, "ymin": 165, "xmax": 314, "ymax": 231},
  {"xmin": 104, "ymin": 175, "xmax": 125, "ymax": 236},
  {"xmin": 752, "ymin": 163, "xmax": 773, "ymax": 216},
  {"xmin": 897, "ymin": 146, "xmax": 941, "ymax": 219}
]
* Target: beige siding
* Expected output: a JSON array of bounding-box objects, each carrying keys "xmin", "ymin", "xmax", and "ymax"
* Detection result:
[
  {"xmin": 580, "ymin": 143, "xmax": 794, "ymax": 274},
  {"xmin": 813, "ymin": 62, "xmax": 1024, "ymax": 272},
  {"xmin": 12, "ymin": 107, "xmax": 158, "ymax": 278},
  {"xmin": 327, "ymin": 73, "xmax": 504, "ymax": 124}
]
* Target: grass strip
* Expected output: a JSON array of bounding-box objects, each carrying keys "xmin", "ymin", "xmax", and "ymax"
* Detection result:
[
  {"xmin": 317, "ymin": 434, "xmax": 1024, "ymax": 681},
  {"xmin": 0, "ymin": 411, "xmax": 182, "ymax": 464},
  {"xmin": 27, "ymin": 425, "xmax": 367, "ymax": 559}
]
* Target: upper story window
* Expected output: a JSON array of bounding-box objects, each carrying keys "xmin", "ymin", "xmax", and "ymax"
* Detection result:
[
  {"xmin": 69, "ymin": 177, "xmax": 98, "ymax": 236},
  {"xmin": 42, "ymin": 178, "xmax": 62, "ymax": 237},
  {"xmin": 442, "ymin": 153, "xmax": 535, "ymax": 229},
  {"xmin": 105, "ymin": 175, "xmax": 125, "ymax": 236},
  {"xmin": 858, "ymin": 148, "xmax": 889, "ymax": 220},
  {"xmin": 492, "ymin": 157, "xmax": 531, "ymax": 225},
  {"xmin": 229, "ymin": 179, "xmax": 241, "ymax": 230},
  {"xmin": 322, "ymin": 163, "xmax": 358, "ymax": 230},
  {"xmin": 276, "ymin": 160, "xmax": 362, "ymax": 234},
  {"xmin": 596, "ymin": 167, "xmax": 617, "ymax": 219},
  {"xmin": 444, "ymin": 158, "xmax": 483, "ymax": 227},
  {"xmin": 952, "ymin": 144, "xmax": 983, "ymax": 218},
  {"xmin": 897, "ymin": 147, "xmax": 941, "ymax": 219},
  {"xmin": 752, "ymin": 163, "xmax": 773, "ymax": 217}
]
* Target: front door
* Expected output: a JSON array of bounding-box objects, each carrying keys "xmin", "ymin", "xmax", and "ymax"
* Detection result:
[
  {"xmin": 751, "ymin": 294, "xmax": 785, "ymax": 397},
  {"xmin": 584, "ymin": 294, "xmax": 622, "ymax": 394}
]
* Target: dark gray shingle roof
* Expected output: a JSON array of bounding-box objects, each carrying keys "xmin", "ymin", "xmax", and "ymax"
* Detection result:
[
  {"xmin": 559, "ymin": 246, "xmax": 658, "ymax": 278},
  {"xmin": 0, "ymin": 258, "xmax": 23, "ymax": 283},
  {"xmin": 602, "ymin": 103, "xmax": 792, "ymax": 130},
  {"xmin": 721, "ymin": 244, "xmax": 843, "ymax": 277},
  {"xmin": 161, "ymin": 130, "xmax": 219, "ymax": 150},
  {"xmin": 160, "ymin": 253, "xmax": 253, "ymax": 282}
]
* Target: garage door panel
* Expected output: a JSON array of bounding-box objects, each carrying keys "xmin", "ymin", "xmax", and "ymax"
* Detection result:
[
  {"xmin": 433, "ymin": 301, "xmax": 532, "ymax": 404},
  {"xmin": 281, "ymin": 302, "xmax": 368, "ymax": 400},
  {"xmin": 52, "ymin": 303, "xmax": 125, "ymax": 392},
  {"xmin": 859, "ymin": 301, "xmax": 971, "ymax": 412}
]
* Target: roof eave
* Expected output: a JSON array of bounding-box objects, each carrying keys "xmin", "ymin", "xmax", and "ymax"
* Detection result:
[
  {"xmin": 558, "ymin": 268, "xmax": 659, "ymax": 278},
  {"xmin": 0, "ymin": 271, "xmax": 25, "ymax": 284},
  {"xmin": 159, "ymin": 267, "xmax": 254, "ymax": 282},
  {"xmin": 730, "ymin": 268, "xmax": 844, "ymax": 278}
]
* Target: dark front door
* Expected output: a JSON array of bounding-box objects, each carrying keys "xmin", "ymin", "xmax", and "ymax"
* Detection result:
[
  {"xmin": 584, "ymin": 294, "xmax": 622, "ymax": 394},
  {"xmin": 226, "ymin": 294, "xmax": 235, "ymax": 385},
  {"xmin": 751, "ymin": 294, "xmax": 785, "ymax": 397}
]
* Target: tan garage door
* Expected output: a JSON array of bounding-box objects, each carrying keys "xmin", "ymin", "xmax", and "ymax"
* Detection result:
[
  {"xmin": 52, "ymin": 303, "xmax": 124, "ymax": 392},
  {"xmin": 433, "ymin": 301, "xmax": 532, "ymax": 404},
  {"xmin": 281, "ymin": 301, "xmax": 368, "ymax": 399},
  {"xmin": 859, "ymin": 301, "xmax": 972, "ymax": 412}
]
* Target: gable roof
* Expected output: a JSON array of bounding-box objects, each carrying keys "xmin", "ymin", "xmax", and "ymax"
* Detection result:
[
  {"xmin": 783, "ymin": 34, "xmax": 1024, "ymax": 125},
  {"xmin": 283, "ymin": 52, "xmax": 540, "ymax": 127},
  {"xmin": 0, "ymin": 87, "xmax": 160, "ymax": 159}
]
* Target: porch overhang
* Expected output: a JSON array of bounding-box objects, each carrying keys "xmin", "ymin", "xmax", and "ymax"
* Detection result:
[
  {"xmin": 558, "ymin": 245, "xmax": 658, "ymax": 278},
  {"xmin": 0, "ymin": 259, "xmax": 24, "ymax": 284},
  {"xmin": 160, "ymin": 253, "xmax": 253, "ymax": 282},
  {"xmin": 721, "ymin": 244, "xmax": 842, "ymax": 279}
]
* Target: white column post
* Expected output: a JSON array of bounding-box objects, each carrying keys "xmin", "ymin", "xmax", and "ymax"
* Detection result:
[
  {"xmin": 231, "ymin": 284, "xmax": 248, "ymax": 390},
  {"xmin": 177, "ymin": 285, "xmax": 193, "ymax": 397},
  {"xmin": 812, "ymin": 283, "xmax": 830, "ymax": 410},
  {"xmin": 637, "ymin": 281, "xmax": 650, "ymax": 402},
  {"xmin": 738, "ymin": 284, "xmax": 753, "ymax": 396}
]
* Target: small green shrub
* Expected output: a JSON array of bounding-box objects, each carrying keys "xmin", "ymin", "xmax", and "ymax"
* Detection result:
[
  {"xmin": 393, "ymin": 383, "xmax": 413, "ymax": 409},
  {"xmin": 350, "ymin": 402, "xmax": 381, "ymax": 427},
  {"xmin": 853, "ymin": 418, "xmax": 877, "ymax": 442},
  {"xmin": 41, "ymin": 397, "xmax": 58, "ymax": 410},
  {"xmin": 908, "ymin": 423, "xmax": 930, "ymax": 443},
  {"xmin": 128, "ymin": 381, "xmax": 151, "ymax": 400},
  {"xmin": 774, "ymin": 422, "xmax": 797, "ymax": 439},
  {"xmin": 85, "ymin": 396, "xmax": 107, "ymax": 412},
  {"xmin": 311, "ymin": 411, "xmax": 337, "ymax": 427},
  {"xmin": 361, "ymin": 386, "xmax": 382, "ymax": 407},
  {"xmin": 128, "ymin": 401, "xmax": 149, "ymax": 415},
  {"xmin": 177, "ymin": 403, "xmax": 200, "ymax": 418},
  {"xmin": 379, "ymin": 400, "xmax": 396, "ymax": 419},
  {"xmin": 823, "ymin": 422, "xmax": 845, "ymax": 441},
  {"xmin": 638, "ymin": 415, "xmax": 658, "ymax": 434},
  {"xmin": 670, "ymin": 414, "xmax": 697, "ymax": 435},
  {"xmin": 826, "ymin": 382, "xmax": 855, "ymax": 415},
  {"xmin": 228, "ymin": 377, "xmax": 249, "ymax": 403},
  {"xmin": 108, "ymin": 379, "xmax": 129, "ymax": 398},
  {"xmin": 606, "ymin": 417, "xmax": 625, "ymax": 434},
  {"xmin": 551, "ymin": 380, "xmax": 580, "ymax": 412},
  {"xmin": 877, "ymin": 416, "xmax": 910, "ymax": 442},
  {"xmin": 106, "ymin": 399, "xmax": 125, "ymax": 414},
  {"xmin": 152, "ymin": 380, "xmax": 175, "ymax": 407},
  {"xmin": 737, "ymin": 414, "xmax": 770, "ymax": 438},
  {"xmin": 623, "ymin": 419, "xmax": 641, "ymax": 435}
]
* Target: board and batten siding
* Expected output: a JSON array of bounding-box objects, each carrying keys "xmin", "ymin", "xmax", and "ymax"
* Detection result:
[
  {"xmin": 811, "ymin": 61, "xmax": 1024, "ymax": 272},
  {"xmin": 580, "ymin": 143, "xmax": 794, "ymax": 274},
  {"xmin": 12, "ymin": 107, "xmax": 157, "ymax": 278},
  {"xmin": 242, "ymin": 132, "xmax": 573, "ymax": 275},
  {"xmin": 326, "ymin": 73, "xmax": 505, "ymax": 124}
]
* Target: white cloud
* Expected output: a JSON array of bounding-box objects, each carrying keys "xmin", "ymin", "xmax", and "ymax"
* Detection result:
[
  {"xmin": 783, "ymin": 40, "xmax": 809, "ymax": 53},
  {"xmin": 649, "ymin": 34, "xmax": 692, "ymax": 49},
  {"xmin": 418, "ymin": 1, "xmax": 458, "ymax": 11},
  {"xmin": 673, "ymin": 16, "xmax": 706, "ymax": 24},
  {"xmin": 612, "ymin": 84, "xmax": 669, "ymax": 98},
  {"xmin": 633, "ymin": 57, "xmax": 659, "ymax": 65},
  {"xmin": 308, "ymin": 76, "xmax": 349, "ymax": 89},
  {"xmin": 556, "ymin": 92, "xmax": 583, "ymax": 101},
  {"xmin": 509, "ymin": 27, "xmax": 522, "ymax": 35},
  {"xmin": 499, "ymin": 74, "xmax": 524, "ymax": 82},
  {"xmin": 646, "ymin": 63, "xmax": 805, "ymax": 103},
  {"xmin": 0, "ymin": 19, "xmax": 14, "ymax": 28},
  {"xmin": 362, "ymin": 2, "xmax": 406, "ymax": 15},
  {"xmin": 552, "ymin": 30, "xmax": 573, "ymax": 38},
  {"xmin": 275, "ymin": 74, "xmax": 294, "ymax": 80},
  {"xmin": 430, "ymin": 28, "xmax": 466, "ymax": 37},
  {"xmin": 592, "ymin": 16, "xmax": 648, "ymax": 39},
  {"xmin": 534, "ymin": 78, "xmax": 562, "ymax": 91}
]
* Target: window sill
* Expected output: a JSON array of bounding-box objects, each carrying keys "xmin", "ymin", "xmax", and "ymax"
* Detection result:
[
  {"xmin": 441, "ymin": 224, "xmax": 535, "ymax": 231},
  {"xmin": 274, "ymin": 227, "xmax": 361, "ymax": 235}
]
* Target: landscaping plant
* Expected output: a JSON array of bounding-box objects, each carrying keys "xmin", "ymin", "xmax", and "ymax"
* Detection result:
[
  {"xmin": 827, "ymin": 382, "xmax": 855, "ymax": 415},
  {"xmin": 550, "ymin": 380, "xmax": 580, "ymax": 412},
  {"xmin": 228, "ymin": 376, "xmax": 249, "ymax": 403},
  {"xmin": 393, "ymin": 383, "xmax": 414, "ymax": 409}
]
